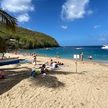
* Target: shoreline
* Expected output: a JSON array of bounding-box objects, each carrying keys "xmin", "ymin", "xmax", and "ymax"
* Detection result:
[
  {"xmin": 16, "ymin": 49, "xmax": 108, "ymax": 65},
  {"xmin": 16, "ymin": 52, "xmax": 108, "ymax": 65},
  {"xmin": 4, "ymin": 52, "xmax": 108, "ymax": 71}
]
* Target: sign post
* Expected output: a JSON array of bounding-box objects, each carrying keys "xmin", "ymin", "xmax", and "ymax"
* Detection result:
[
  {"xmin": 73, "ymin": 54, "xmax": 80, "ymax": 73},
  {"xmin": 75, "ymin": 61, "xmax": 77, "ymax": 72}
]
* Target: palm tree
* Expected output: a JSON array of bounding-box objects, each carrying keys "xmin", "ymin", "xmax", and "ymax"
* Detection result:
[
  {"xmin": 0, "ymin": 9, "xmax": 17, "ymax": 53},
  {"xmin": 0, "ymin": 36, "xmax": 6, "ymax": 51},
  {"xmin": 0, "ymin": 9, "xmax": 17, "ymax": 31}
]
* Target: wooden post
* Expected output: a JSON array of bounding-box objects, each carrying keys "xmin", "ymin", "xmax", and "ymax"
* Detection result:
[{"xmin": 75, "ymin": 60, "xmax": 77, "ymax": 73}]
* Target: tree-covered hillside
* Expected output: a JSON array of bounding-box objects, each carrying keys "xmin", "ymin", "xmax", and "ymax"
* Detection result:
[{"xmin": 0, "ymin": 24, "xmax": 59, "ymax": 49}]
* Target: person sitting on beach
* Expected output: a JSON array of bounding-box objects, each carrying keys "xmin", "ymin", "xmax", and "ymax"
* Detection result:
[
  {"xmin": 31, "ymin": 67, "xmax": 36, "ymax": 77},
  {"xmin": 0, "ymin": 71, "xmax": 5, "ymax": 79},
  {"xmin": 31, "ymin": 67, "xmax": 41, "ymax": 77},
  {"xmin": 51, "ymin": 61, "xmax": 59, "ymax": 70},
  {"xmin": 40, "ymin": 64, "xmax": 47, "ymax": 76},
  {"xmin": 88, "ymin": 55, "xmax": 93, "ymax": 60},
  {"xmin": 50, "ymin": 59, "xmax": 53, "ymax": 66},
  {"xmin": 57, "ymin": 61, "xmax": 64, "ymax": 65}
]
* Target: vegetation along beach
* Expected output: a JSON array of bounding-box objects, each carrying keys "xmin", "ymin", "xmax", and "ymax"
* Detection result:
[{"xmin": 0, "ymin": 0, "xmax": 108, "ymax": 108}]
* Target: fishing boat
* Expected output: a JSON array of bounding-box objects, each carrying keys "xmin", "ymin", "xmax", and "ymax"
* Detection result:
[
  {"xmin": 0, "ymin": 57, "xmax": 20, "ymax": 66},
  {"xmin": 101, "ymin": 45, "xmax": 108, "ymax": 49}
]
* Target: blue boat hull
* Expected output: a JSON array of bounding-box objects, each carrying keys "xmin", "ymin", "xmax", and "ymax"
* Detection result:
[{"xmin": 0, "ymin": 58, "xmax": 20, "ymax": 66}]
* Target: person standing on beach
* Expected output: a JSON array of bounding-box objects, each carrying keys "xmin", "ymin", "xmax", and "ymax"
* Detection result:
[
  {"xmin": 34, "ymin": 54, "xmax": 37, "ymax": 65},
  {"xmin": 80, "ymin": 52, "xmax": 83, "ymax": 61},
  {"xmin": 32, "ymin": 54, "xmax": 37, "ymax": 65}
]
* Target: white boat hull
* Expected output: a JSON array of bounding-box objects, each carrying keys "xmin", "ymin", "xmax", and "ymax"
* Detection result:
[
  {"xmin": 101, "ymin": 45, "xmax": 108, "ymax": 49},
  {"xmin": 101, "ymin": 47, "xmax": 108, "ymax": 49}
]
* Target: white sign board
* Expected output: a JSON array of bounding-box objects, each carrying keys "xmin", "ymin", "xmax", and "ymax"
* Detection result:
[
  {"xmin": 73, "ymin": 54, "xmax": 80, "ymax": 73},
  {"xmin": 73, "ymin": 54, "xmax": 80, "ymax": 59}
]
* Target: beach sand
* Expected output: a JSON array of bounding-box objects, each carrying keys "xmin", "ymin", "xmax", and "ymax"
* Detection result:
[{"xmin": 0, "ymin": 53, "xmax": 108, "ymax": 108}]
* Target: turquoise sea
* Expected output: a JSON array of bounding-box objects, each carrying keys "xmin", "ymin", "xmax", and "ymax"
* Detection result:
[{"xmin": 20, "ymin": 46, "xmax": 108, "ymax": 63}]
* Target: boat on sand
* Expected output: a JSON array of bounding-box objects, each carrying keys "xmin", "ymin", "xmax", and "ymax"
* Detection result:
[{"xmin": 0, "ymin": 57, "xmax": 19, "ymax": 66}]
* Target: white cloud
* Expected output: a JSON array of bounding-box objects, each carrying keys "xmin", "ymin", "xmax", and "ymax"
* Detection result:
[
  {"xmin": 17, "ymin": 14, "xmax": 30, "ymax": 22},
  {"xmin": 94, "ymin": 25, "xmax": 101, "ymax": 29},
  {"xmin": 61, "ymin": 25, "xmax": 68, "ymax": 29},
  {"xmin": 61, "ymin": 0, "xmax": 92, "ymax": 21},
  {"xmin": 1, "ymin": 0, "xmax": 34, "ymax": 22},
  {"xmin": 1, "ymin": 0, "xmax": 34, "ymax": 13}
]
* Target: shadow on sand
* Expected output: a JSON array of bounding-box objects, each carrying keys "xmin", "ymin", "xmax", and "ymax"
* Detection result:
[
  {"xmin": 0, "ymin": 67, "xmax": 31, "ymax": 95},
  {"xmin": 46, "ymin": 70, "xmax": 87, "ymax": 75},
  {"xmin": 0, "ymin": 66, "xmax": 87, "ymax": 95},
  {"xmin": 29, "ymin": 71, "xmax": 87, "ymax": 89},
  {"xmin": 29, "ymin": 75, "xmax": 65, "ymax": 88},
  {"xmin": 0, "ymin": 66, "xmax": 30, "ymax": 71}
]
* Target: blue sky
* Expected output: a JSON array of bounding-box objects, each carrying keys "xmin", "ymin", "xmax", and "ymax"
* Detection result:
[{"xmin": 1, "ymin": 0, "xmax": 108, "ymax": 46}]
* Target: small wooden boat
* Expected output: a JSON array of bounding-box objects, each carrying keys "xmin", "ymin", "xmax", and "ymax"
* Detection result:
[{"xmin": 0, "ymin": 57, "xmax": 20, "ymax": 66}]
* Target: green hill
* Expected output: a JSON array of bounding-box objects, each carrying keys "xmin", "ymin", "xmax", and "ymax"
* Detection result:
[{"xmin": 0, "ymin": 24, "xmax": 59, "ymax": 49}]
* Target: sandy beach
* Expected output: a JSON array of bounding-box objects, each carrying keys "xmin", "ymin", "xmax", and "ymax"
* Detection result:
[{"xmin": 0, "ymin": 53, "xmax": 108, "ymax": 108}]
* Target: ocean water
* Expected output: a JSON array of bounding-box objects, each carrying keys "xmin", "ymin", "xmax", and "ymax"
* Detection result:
[{"xmin": 20, "ymin": 46, "xmax": 108, "ymax": 63}]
